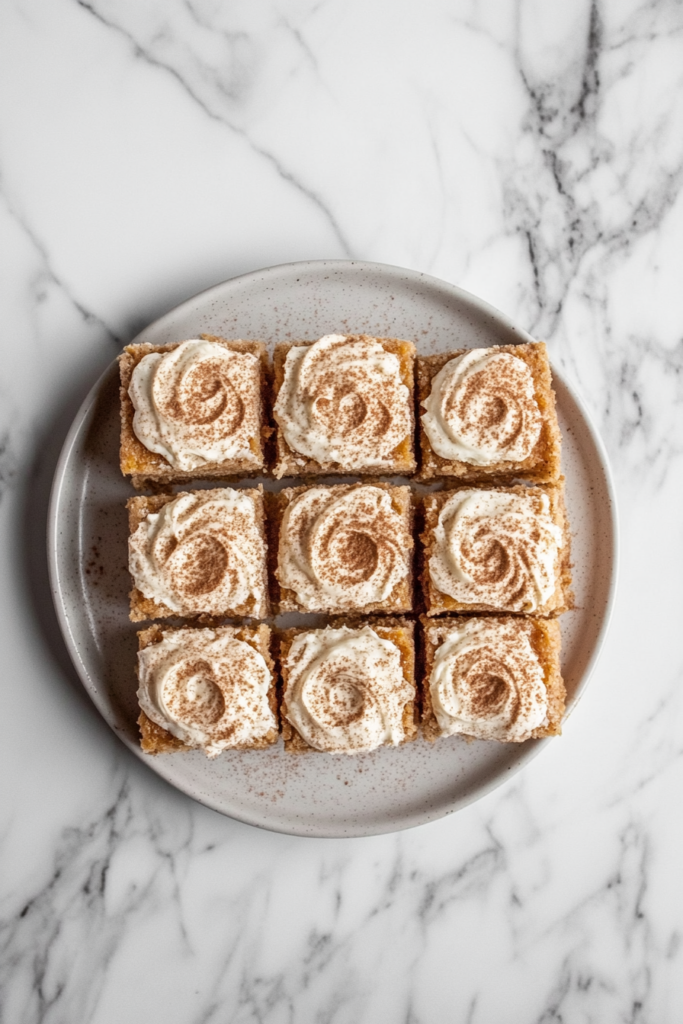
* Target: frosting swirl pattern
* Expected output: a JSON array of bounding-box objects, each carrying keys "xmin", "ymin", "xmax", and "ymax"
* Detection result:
[
  {"xmin": 273, "ymin": 334, "xmax": 411, "ymax": 469},
  {"xmin": 129, "ymin": 489, "xmax": 266, "ymax": 615},
  {"xmin": 421, "ymin": 349, "xmax": 542, "ymax": 465},
  {"xmin": 129, "ymin": 339, "xmax": 259, "ymax": 471},
  {"xmin": 278, "ymin": 486, "xmax": 410, "ymax": 611},
  {"xmin": 283, "ymin": 626, "xmax": 414, "ymax": 753},
  {"xmin": 429, "ymin": 619, "xmax": 548, "ymax": 742},
  {"xmin": 429, "ymin": 489, "xmax": 563, "ymax": 612},
  {"xmin": 137, "ymin": 628, "xmax": 276, "ymax": 756}
]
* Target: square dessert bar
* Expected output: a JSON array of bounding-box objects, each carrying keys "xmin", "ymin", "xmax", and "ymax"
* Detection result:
[
  {"xmin": 420, "ymin": 482, "xmax": 572, "ymax": 617},
  {"xmin": 277, "ymin": 618, "xmax": 417, "ymax": 753},
  {"xmin": 269, "ymin": 481, "xmax": 414, "ymax": 615},
  {"xmin": 272, "ymin": 336, "xmax": 416, "ymax": 478},
  {"xmin": 119, "ymin": 334, "xmax": 270, "ymax": 489},
  {"xmin": 416, "ymin": 341, "xmax": 561, "ymax": 483},
  {"xmin": 419, "ymin": 615, "xmax": 565, "ymax": 742},
  {"xmin": 136, "ymin": 622, "xmax": 278, "ymax": 754},
  {"xmin": 127, "ymin": 486, "xmax": 270, "ymax": 621}
]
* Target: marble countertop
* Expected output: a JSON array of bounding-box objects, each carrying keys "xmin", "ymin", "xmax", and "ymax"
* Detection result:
[{"xmin": 1, "ymin": 1, "xmax": 682, "ymax": 1020}]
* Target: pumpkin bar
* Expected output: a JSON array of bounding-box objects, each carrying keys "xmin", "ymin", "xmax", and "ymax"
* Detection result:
[
  {"xmin": 277, "ymin": 618, "xmax": 417, "ymax": 753},
  {"xmin": 420, "ymin": 615, "xmax": 565, "ymax": 742},
  {"xmin": 137, "ymin": 622, "xmax": 278, "ymax": 755},
  {"xmin": 270, "ymin": 481, "xmax": 414, "ymax": 615},
  {"xmin": 119, "ymin": 334, "xmax": 270, "ymax": 489},
  {"xmin": 127, "ymin": 486, "xmax": 269, "ymax": 621},
  {"xmin": 417, "ymin": 341, "xmax": 561, "ymax": 483},
  {"xmin": 419, "ymin": 482, "xmax": 572, "ymax": 617},
  {"xmin": 272, "ymin": 334, "xmax": 416, "ymax": 478}
]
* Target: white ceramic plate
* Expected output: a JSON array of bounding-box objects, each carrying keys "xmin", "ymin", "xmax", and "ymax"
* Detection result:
[{"xmin": 48, "ymin": 260, "xmax": 618, "ymax": 837}]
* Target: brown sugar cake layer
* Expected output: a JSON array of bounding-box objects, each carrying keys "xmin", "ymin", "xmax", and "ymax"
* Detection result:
[
  {"xmin": 136, "ymin": 622, "xmax": 278, "ymax": 755},
  {"xmin": 417, "ymin": 342, "xmax": 561, "ymax": 484},
  {"xmin": 277, "ymin": 618, "xmax": 417, "ymax": 753},
  {"xmin": 119, "ymin": 335, "xmax": 270, "ymax": 489},
  {"xmin": 420, "ymin": 481, "xmax": 572, "ymax": 617},
  {"xmin": 272, "ymin": 334, "xmax": 416, "ymax": 478},
  {"xmin": 420, "ymin": 615, "xmax": 565, "ymax": 742},
  {"xmin": 127, "ymin": 486, "xmax": 269, "ymax": 621},
  {"xmin": 270, "ymin": 481, "xmax": 414, "ymax": 615}
]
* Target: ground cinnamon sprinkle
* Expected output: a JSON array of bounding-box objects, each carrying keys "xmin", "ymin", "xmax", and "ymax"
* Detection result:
[
  {"xmin": 455, "ymin": 644, "xmax": 523, "ymax": 719},
  {"xmin": 166, "ymin": 507, "xmax": 251, "ymax": 602},
  {"xmin": 173, "ymin": 533, "xmax": 230, "ymax": 596},
  {"xmin": 304, "ymin": 657, "xmax": 367, "ymax": 728},
  {"xmin": 304, "ymin": 342, "xmax": 400, "ymax": 442},
  {"xmin": 335, "ymin": 531, "xmax": 378, "ymax": 580},
  {"xmin": 445, "ymin": 356, "xmax": 536, "ymax": 450},
  {"xmin": 165, "ymin": 659, "xmax": 226, "ymax": 727},
  {"xmin": 159, "ymin": 358, "xmax": 250, "ymax": 435}
]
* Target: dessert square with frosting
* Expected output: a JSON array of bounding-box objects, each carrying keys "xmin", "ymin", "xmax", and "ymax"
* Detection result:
[
  {"xmin": 272, "ymin": 334, "xmax": 416, "ymax": 478},
  {"xmin": 416, "ymin": 341, "xmax": 561, "ymax": 483},
  {"xmin": 127, "ymin": 486, "xmax": 270, "ymax": 621},
  {"xmin": 420, "ymin": 615, "xmax": 565, "ymax": 743},
  {"xmin": 420, "ymin": 482, "xmax": 572, "ymax": 617},
  {"xmin": 136, "ymin": 623, "xmax": 278, "ymax": 755},
  {"xmin": 271, "ymin": 482, "xmax": 414, "ymax": 615},
  {"xmin": 119, "ymin": 335, "xmax": 269, "ymax": 489},
  {"xmin": 277, "ymin": 619, "xmax": 417, "ymax": 754}
]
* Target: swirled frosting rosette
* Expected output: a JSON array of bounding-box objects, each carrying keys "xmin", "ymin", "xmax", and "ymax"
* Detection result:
[
  {"xmin": 277, "ymin": 485, "xmax": 411, "ymax": 611},
  {"xmin": 129, "ymin": 339, "xmax": 259, "ymax": 471},
  {"xmin": 421, "ymin": 349, "xmax": 542, "ymax": 465},
  {"xmin": 282, "ymin": 626, "xmax": 415, "ymax": 753},
  {"xmin": 137, "ymin": 627, "xmax": 276, "ymax": 756},
  {"xmin": 129, "ymin": 489, "xmax": 267, "ymax": 617},
  {"xmin": 273, "ymin": 334, "xmax": 412, "ymax": 470},
  {"xmin": 428, "ymin": 619, "xmax": 548, "ymax": 742},
  {"xmin": 428, "ymin": 488, "xmax": 564, "ymax": 612}
]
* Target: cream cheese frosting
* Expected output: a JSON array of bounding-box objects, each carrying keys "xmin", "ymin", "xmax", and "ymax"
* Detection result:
[
  {"xmin": 137, "ymin": 627, "xmax": 276, "ymax": 756},
  {"xmin": 273, "ymin": 334, "xmax": 411, "ymax": 470},
  {"xmin": 429, "ymin": 489, "xmax": 563, "ymax": 612},
  {"xmin": 277, "ymin": 485, "xmax": 410, "ymax": 611},
  {"xmin": 429, "ymin": 619, "xmax": 548, "ymax": 742},
  {"xmin": 421, "ymin": 349, "xmax": 542, "ymax": 465},
  {"xmin": 129, "ymin": 339, "xmax": 260, "ymax": 471},
  {"xmin": 283, "ymin": 626, "xmax": 414, "ymax": 753},
  {"xmin": 129, "ymin": 489, "xmax": 267, "ymax": 616}
]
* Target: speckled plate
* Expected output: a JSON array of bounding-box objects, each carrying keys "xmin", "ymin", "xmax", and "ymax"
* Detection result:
[{"xmin": 47, "ymin": 260, "xmax": 618, "ymax": 837}]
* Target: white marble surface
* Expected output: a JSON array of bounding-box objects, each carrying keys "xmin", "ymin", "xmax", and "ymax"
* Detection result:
[{"xmin": 1, "ymin": 0, "xmax": 682, "ymax": 1019}]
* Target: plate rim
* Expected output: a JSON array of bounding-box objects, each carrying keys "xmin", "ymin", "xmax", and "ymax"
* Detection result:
[{"xmin": 47, "ymin": 259, "xmax": 620, "ymax": 836}]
